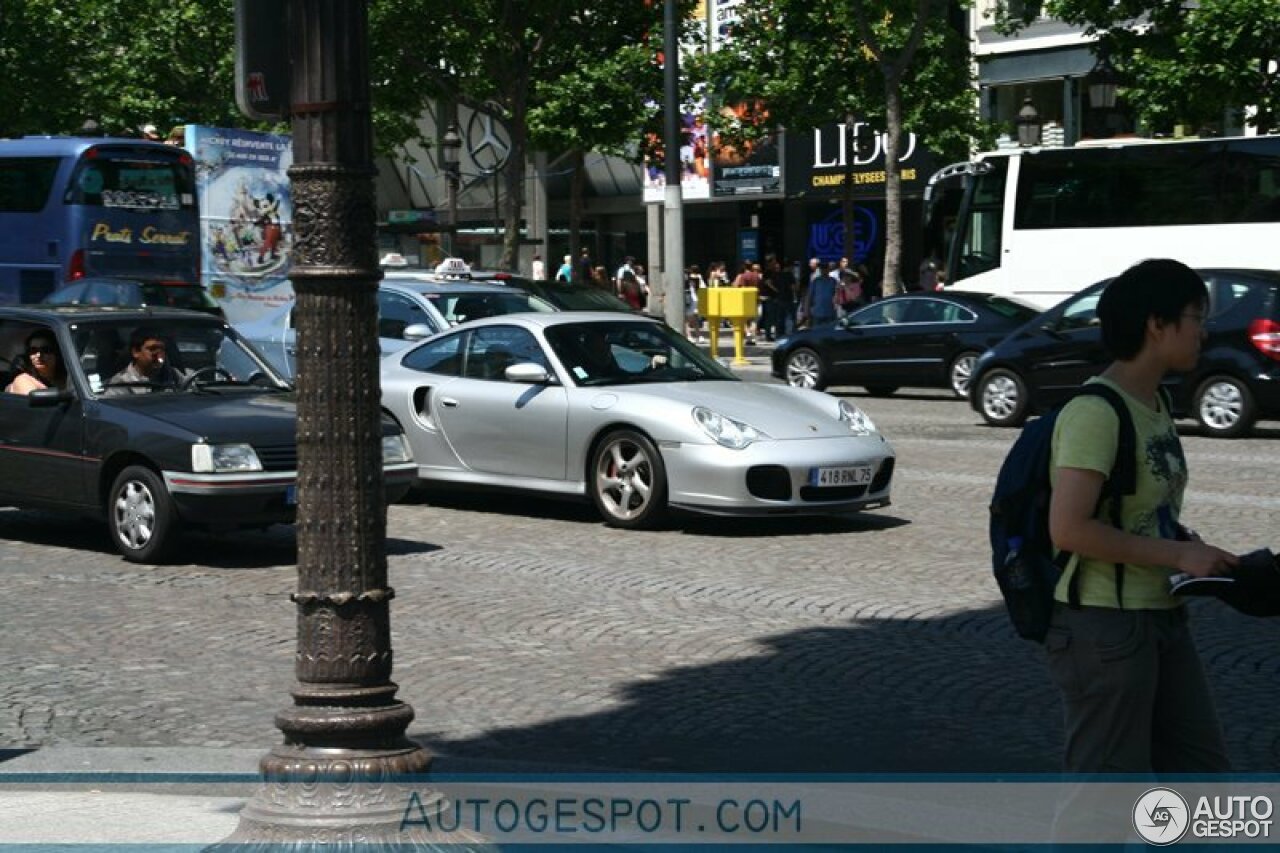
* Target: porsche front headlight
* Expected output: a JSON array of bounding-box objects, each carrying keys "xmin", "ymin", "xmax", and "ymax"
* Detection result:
[
  {"xmin": 838, "ymin": 400, "xmax": 877, "ymax": 436},
  {"xmin": 192, "ymin": 443, "xmax": 263, "ymax": 473},
  {"xmin": 693, "ymin": 406, "xmax": 767, "ymax": 449},
  {"xmin": 382, "ymin": 433, "xmax": 413, "ymax": 464}
]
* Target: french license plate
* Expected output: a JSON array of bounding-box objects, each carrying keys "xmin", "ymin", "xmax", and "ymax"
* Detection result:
[
  {"xmin": 810, "ymin": 464, "xmax": 872, "ymax": 487},
  {"xmin": 285, "ymin": 485, "xmax": 297, "ymax": 506}
]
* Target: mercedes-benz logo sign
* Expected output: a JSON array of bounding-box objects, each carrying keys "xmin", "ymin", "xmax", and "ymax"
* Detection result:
[
  {"xmin": 1133, "ymin": 787, "xmax": 1190, "ymax": 846},
  {"xmin": 465, "ymin": 110, "xmax": 511, "ymax": 175}
]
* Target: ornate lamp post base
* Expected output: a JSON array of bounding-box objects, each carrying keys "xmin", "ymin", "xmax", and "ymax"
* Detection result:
[{"xmin": 216, "ymin": 740, "xmax": 488, "ymax": 849}]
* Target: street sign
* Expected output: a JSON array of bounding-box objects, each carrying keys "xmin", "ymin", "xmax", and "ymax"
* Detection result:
[{"xmin": 234, "ymin": 0, "xmax": 291, "ymax": 121}]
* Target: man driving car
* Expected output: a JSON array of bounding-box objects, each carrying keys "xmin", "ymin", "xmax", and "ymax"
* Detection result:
[{"xmin": 106, "ymin": 327, "xmax": 186, "ymax": 394}]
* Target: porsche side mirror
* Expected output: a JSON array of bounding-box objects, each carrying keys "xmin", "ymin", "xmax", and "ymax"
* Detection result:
[{"xmin": 505, "ymin": 362, "xmax": 552, "ymax": 384}]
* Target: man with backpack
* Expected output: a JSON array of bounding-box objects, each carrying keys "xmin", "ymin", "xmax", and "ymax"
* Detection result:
[{"xmin": 1043, "ymin": 259, "xmax": 1237, "ymax": 774}]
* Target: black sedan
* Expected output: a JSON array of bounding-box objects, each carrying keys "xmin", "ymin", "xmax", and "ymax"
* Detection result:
[
  {"xmin": 772, "ymin": 292, "xmax": 1040, "ymax": 397},
  {"xmin": 0, "ymin": 306, "xmax": 416, "ymax": 562},
  {"xmin": 969, "ymin": 268, "xmax": 1280, "ymax": 437}
]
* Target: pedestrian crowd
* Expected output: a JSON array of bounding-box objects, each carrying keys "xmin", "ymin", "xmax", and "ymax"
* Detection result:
[{"xmin": 526, "ymin": 247, "xmax": 892, "ymax": 345}]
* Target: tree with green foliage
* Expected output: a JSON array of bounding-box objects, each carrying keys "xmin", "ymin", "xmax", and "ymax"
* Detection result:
[
  {"xmin": 0, "ymin": 0, "xmax": 241, "ymax": 138},
  {"xmin": 369, "ymin": 0, "xmax": 688, "ymax": 271},
  {"xmin": 996, "ymin": 0, "xmax": 1280, "ymax": 134},
  {"xmin": 526, "ymin": 41, "xmax": 669, "ymax": 283},
  {"xmin": 700, "ymin": 0, "xmax": 980, "ymax": 296}
]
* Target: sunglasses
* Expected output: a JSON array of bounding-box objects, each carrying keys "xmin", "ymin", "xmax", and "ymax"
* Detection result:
[{"xmin": 28, "ymin": 345, "xmax": 55, "ymax": 356}]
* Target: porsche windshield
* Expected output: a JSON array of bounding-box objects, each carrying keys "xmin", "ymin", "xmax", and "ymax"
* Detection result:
[{"xmin": 545, "ymin": 321, "xmax": 737, "ymax": 387}]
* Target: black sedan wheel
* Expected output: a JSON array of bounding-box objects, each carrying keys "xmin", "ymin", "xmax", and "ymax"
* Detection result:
[
  {"xmin": 108, "ymin": 465, "xmax": 178, "ymax": 562},
  {"xmin": 590, "ymin": 429, "xmax": 668, "ymax": 529},
  {"xmin": 784, "ymin": 348, "xmax": 826, "ymax": 390},
  {"xmin": 978, "ymin": 368, "xmax": 1029, "ymax": 428},
  {"xmin": 949, "ymin": 351, "xmax": 981, "ymax": 399},
  {"xmin": 1194, "ymin": 375, "xmax": 1256, "ymax": 438}
]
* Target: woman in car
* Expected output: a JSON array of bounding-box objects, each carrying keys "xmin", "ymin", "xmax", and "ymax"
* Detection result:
[{"xmin": 6, "ymin": 329, "xmax": 67, "ymax": 395}]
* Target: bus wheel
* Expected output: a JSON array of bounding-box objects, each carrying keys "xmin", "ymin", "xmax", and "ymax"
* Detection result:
[
  {"xmin": 979, "ymin": 368, "xmax": 1028, "ymax": 428},
  {"xmin": 1194, "ymin": 375, "xmax": 1255, "ymax": 438}
]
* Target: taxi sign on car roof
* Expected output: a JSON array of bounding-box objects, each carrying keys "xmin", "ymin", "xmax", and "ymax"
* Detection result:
[{"xmin": 433, "ymin": 257, "xmax": 472, "ymax": 279}]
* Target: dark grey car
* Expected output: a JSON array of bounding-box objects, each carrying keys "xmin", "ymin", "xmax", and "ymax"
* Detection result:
[{"xmin": 0, "ymin": 306, "xmax": 415, "ymax": 561}]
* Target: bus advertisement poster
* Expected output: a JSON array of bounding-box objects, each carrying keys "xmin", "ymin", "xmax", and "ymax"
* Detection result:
[{"xmin": 185, "ymin": 125, "xmax": 293, "ymax": 324}]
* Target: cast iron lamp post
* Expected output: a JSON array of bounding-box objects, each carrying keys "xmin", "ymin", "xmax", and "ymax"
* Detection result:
[
  {"xmin": 217, "ymin": 1, "xmax": 479, "ymax": 846},
  {"xmin": 441, "ymin": 124, "xmax": 461, "ymax": 259}
]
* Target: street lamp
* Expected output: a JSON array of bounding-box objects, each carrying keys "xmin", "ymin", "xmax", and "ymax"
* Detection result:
[
  {"xmin": 1016, "ymin": 94, "xmax": 1041, "ymax": 147},
  {"xmin": 441, "ymin": 123, "xmax": 462, "ymax": 259},
  {"xmin": 1085, "ymin": 44, "xmax": 1122, "ymax": 110}
]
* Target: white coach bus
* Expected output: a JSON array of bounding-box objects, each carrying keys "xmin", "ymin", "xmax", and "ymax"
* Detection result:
[{"xmin": 922, "ymin": 135, "xmax": 1280, "ymax": 309}]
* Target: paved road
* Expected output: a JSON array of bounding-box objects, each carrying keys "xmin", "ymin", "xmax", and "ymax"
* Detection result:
[{"xmin": 0, "ymin": 384, "xmax": 1277, "ymax": 773}]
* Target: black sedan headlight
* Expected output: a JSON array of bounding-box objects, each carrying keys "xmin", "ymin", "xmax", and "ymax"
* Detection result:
[{"xmin": 192, "ymin": 443, "xmax": 263, "ymax": 473}]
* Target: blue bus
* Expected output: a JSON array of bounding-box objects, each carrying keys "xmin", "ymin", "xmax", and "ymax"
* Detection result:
[{"xmin": 0, "ymin": 137, "xmax": 200, "ymax": 304}]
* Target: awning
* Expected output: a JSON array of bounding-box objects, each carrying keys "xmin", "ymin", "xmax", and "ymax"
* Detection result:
[{"xmin": 978, "ymin": 46, "xmax": 1096, "ymax": 86}]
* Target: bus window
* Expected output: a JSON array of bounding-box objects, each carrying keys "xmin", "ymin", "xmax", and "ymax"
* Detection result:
[
  {"xmin": 0, "ymin": 158, "xmax": 60, "ymax": 213},
  {"xmin": 953, "ymin": 158, "xmax": 1006, "ymax": 281},
  {"xmin": 67, "ymin": 158, "xmax": 194, "ymax": 211}
]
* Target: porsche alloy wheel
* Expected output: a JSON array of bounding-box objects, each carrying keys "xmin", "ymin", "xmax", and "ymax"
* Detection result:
[
  {"xmin": 108, "ymin": 465, "xmax": 178, "ymax": 563},
  {"xmin": 590, "ymin": 429, "xmax": 668, "ymax": 529}
]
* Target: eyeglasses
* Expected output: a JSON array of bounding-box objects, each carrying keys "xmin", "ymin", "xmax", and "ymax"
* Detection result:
[{"xmin": 28, "ymin": 345, "xmax": 55, "ymax": 356}]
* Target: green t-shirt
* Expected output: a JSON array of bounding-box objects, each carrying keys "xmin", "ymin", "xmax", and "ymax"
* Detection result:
[{"xmin": 1050, "ymin": 377, "xmax": 1188, "ymax": 609}]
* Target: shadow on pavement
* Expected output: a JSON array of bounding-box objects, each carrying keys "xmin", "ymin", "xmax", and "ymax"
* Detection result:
[
  {"xmin": 0, "ymin": 509, "xmax": 297, "ymax": 570},
  {"xmin": 412, "ymin": 600, "xmax": 1280, "ymax": 774},
  {"xmin": 830, "ymin": 388, "xmax": 959, "ymax": 403},
  {"xmin": 399, "ymin": 489, "xmax": 909, "ymax": 538},
  {"xmin": 682, "ymin": 512, "xmax": 910, "ymax": 538},
  {"xmin": 412, "ymin": 606, "xmax": 1064, "ymax": 774}
]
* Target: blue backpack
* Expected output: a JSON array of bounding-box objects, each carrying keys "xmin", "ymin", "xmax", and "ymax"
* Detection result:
[{"xmin": 990, "ymin": 384, "xmax": 1140, "ymax": 642}]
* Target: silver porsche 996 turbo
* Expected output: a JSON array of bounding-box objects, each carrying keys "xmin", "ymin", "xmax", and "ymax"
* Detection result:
[{"xmin": 380, "ymin": 312, "xmax": 895, "ymax": 528}]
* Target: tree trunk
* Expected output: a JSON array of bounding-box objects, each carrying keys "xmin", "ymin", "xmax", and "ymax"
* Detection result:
[
  {"xmin": 842, "ymin": 114, "xmax": 856, "ymax": 264},
  {"xmin": 882, "ymin": 80, "xmax": 904, "ymax": 297},
  {"xmin": 569, "ymin": 149, "xmax": 585, "ymax": 284},
  {"xmin": 500, "ymin": 109, "xmax": 527, "ymax": 272}
]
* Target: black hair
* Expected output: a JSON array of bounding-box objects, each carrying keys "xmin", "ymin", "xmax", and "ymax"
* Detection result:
[
  {"xmin": 129, "ymin": 326, "xmax": 165, "ymax": 351},
  {"xmin": 22, "ymin": 328, "xmax": 66, "ymax": 382},
  {"xmin": 25, "ymin": 328, "xmax": 57, "ymax": 351},
  {"xmin": 1098, "ymin": 259, "xmax": 1207, "ymax": 361}
]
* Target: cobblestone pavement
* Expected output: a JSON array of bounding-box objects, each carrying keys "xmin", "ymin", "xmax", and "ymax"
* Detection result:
[{"xmin": 0, "ymin": 385, "xmax": 1277, "ymax": 773}]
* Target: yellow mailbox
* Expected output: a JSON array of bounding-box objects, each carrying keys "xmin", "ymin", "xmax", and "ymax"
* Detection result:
[{"xmin": 697, "ymin": 287, "xmax": 758, "ymax": 365}]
